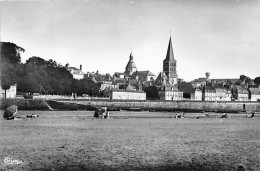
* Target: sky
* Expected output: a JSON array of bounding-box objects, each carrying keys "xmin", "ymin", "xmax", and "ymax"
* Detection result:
[{"xmin": 1, "ymin": 0, "xmax": 260, "ymax": 81}]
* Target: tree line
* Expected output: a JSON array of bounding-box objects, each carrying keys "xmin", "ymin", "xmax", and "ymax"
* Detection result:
[{"xmin": 1, "ymin": 42, "xmax": 99, "ymax": 97}]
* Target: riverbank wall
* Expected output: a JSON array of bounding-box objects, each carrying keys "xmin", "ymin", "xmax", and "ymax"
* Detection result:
[
  {"xmin": 2, "ymin": 98, "xmax": 260, "ymax": 112},
  {"xmin": 59, "ymin": 99, "xmax": 260, "ymax": 112}
]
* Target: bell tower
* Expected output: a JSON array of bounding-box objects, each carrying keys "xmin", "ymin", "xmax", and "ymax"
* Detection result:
[
  {"xmin": 163, "ymin": 36, "xmax": 178, "ymax": 85},
  {"xmin": 125, "ymin": 52, "xmax": 137, "ymax": 76}
]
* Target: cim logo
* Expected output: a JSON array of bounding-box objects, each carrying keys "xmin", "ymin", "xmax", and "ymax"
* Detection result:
[{"xmin": 4, "ymin": 157, "xmax": 22, "ymax": 165}]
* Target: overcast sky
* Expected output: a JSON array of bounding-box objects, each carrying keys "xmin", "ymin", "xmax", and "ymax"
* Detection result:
[{"xmin": 1, "ymin": 0, "xmax": 260, "ymax": 81}]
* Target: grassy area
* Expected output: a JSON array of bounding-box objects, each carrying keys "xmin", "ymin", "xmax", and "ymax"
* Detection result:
[{"xmin": 0, "ymin": 111, "xmax": 259, "ymax": 171}]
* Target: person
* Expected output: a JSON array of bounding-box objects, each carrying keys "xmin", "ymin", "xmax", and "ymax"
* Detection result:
[
  {"xmin": 94, "ymin": 109, "xmax": 100, "ymax": 118},
  {"xmin": 104, "ymin": 112, "xmax": 110, "ymax": 119},
  {"xmin": 3, "ymin": 105, "xmax": 17, "ymax": 120},
  {"xmin": 251, "ymin": 111, "xmax": 255, "ymax": 118}
]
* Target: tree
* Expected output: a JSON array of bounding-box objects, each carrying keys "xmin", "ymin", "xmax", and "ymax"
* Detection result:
[
  {"xmin": 239, "ymin": 75, "xmax": 247, "ymax": 82},
  {"xmin": 71, "ymin": 79, "xmax": 100, "ymax": 96},
  {"xmin": 143, "ymin": 86, "xmax": 159, "ymax": 100},
  {"xmin": 26, "ymin": 56, "xmax": 47, "ymax": 67},
  {"xmin": 1, "ymin": 76, "xmax": 12, "ymax": 98},
  {"xmin": 1, "ymin": 41, "xmax": 102, "ymax": 96},
  {"xmin": 239, "ymin": 75, "xmax": 251, "ymax": 87},
  {"xmin": 1, "ymin": 42, "xmax": 25, "ymax": 64},
  {"xmin": 1, "ymin": 42, "xmax": 25, "ymax": 98},
  {"xmin": 254, "ymin": 77, "xmax": 260, "ymax": 87}
]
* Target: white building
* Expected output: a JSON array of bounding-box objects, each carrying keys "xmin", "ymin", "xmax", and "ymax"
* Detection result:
[
  {"xmin": 214, "ymin": 84, "xmax": 228, "ymax": 101},
  {"xmin": 0, "ymin": 84, "xmax": 17, "ymax": 98},
  {"xmin": 249, "ymin": 87, "xmax": 260, "ymax": 101},
  {"xmin": 194, "ymin": 89, "xmax": 202, "ymax": 101},
  {"xmin": 158, "ymin": 84, "xmax": 183, "ymax": 101},
  {"xmin": 110, "ymin": 89, "xmax": 146, "ymax": 100},
  {"xmin": 66, "ymin": 64, "xmax": 84, "ymax": 80},
  {"xmin": 232, "ymin": 85, "xmax": 249, "ymax": 101},
  {"xmin": 202, "ymin": 86, "xmax": 216, "ymax": 101}
]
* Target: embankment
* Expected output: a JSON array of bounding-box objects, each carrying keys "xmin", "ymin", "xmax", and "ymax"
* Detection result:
[
  {"xmin": 0, "ymin": 98, "xmax": 97, "ymax": 111},
  {"xmin": 58, "ymin": 99, "xmax": 260, "ymax": 112},
  {"xmin": 0, "ymin": 98, "xmax": 50, "ymax": 110},
  {"xmin": 2, "ymin": 98, "xmax": 260, "ymax": 112}
]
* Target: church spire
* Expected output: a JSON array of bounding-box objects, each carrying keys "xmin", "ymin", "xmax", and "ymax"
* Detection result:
[
  {"xmin": 129, "ymin": 51, "xmax": 133, "ymax": 60},
  {"xmin": 165, "ymin": 36, "xmax": 174, "ymax": 61}
]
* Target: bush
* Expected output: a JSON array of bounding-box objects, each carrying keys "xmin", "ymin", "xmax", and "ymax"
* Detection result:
[{"xmin": 0, "ymin": 98, "xmax": 49, "ymax": 110}]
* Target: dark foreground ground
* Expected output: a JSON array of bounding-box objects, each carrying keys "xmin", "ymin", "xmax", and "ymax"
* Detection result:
[{"xmin": 0, "ymin": 111, "xmax": 260, "ymax": 171}]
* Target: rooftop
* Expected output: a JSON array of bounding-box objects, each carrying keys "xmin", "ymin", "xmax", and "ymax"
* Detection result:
[
  {"xmin": 67, "ymin": 67, "xmax": 80, "ymax": 70},
  {"xmin": 178, "ymin": 83, "xmax": 195, "ymax": 93}
]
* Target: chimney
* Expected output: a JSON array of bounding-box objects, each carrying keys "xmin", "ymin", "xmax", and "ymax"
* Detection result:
[
  {"xmin": 65, "ymin": 63, "xmax": 69, "ymax": 68},
  {"xmin": 80, "ymin": 65, "xmax": 82, "ymax": 71}
]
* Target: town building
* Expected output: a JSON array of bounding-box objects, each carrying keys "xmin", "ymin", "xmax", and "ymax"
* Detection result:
[
  {"xmin": 113, "ymin": 72, "xmax": 127, "ymax": 79},
  {"xmin": 202, "ymin": 85, "xmax": 216, "ymax": 101},
  {"xmin": 110, "ymin": 89, "xmax": 146, "ymax": 100},
  {"xmin": 192, "ymin": 78, "xmax": 207, "ymax": 88},
  {"xmin": 158, "ymin": 84, "xmax": 183, "ymax": 100},
  {"xmin": 226, "ymin": 89, "xmax": 232, "ymax": 101},
  {"xmin": 211, "ymin": 78, "xmax": 239, "ymax": 89},
  {"xmin": 231, "ymin": 85, "xmax": 249, "ymax": 101},
  {"xmin": 131, "ymin": 70, "xmax": 156, "ymax": 82},
  {"xmin": 213, "ymin": 84, "xmax": 228, "ymax": 101},
  {"xmin": 178, "ymin": 83, "xmax": 195, "ymax": 100},
  {"xmin": 194, "ymin": 89, "xmax": 203, "ymax": 101},
  {"xmin": 131, "ymin": 70, "xmax": 156, "ymax": 86},
  {"xmin": 66, "ymin": 64, "xmax": 84, "ymax": 80},
  {"xmin": 0, "ymin": 84, "xmax": 17, "ymax": 98},
  {"xmin": 86, "ymin": 72, "xmax": 119, "ymax": 96},
  {"xmin": 178, "ymin": 82, "xmax": 202, "ymax": 100},
  {"xmin": 249, "ymin": 87, "xmax": 260, "ymax": 101},
  {"xmin": 191, "ymin": 72, "xmax": 239, "ymax": 90},
  {"xmin": 155, "ymin": 71, "xmax": 168, "ymax": 87},
  {"xmin": 113, "ymin": 52, "xmax": 156, "ymax": 88}
]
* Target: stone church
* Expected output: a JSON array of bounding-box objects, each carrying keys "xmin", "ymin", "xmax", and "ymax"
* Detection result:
[
  {"xmin": 155, "ymin": 36, "xmax": 183, "ymax": 100},
  {"xmin": 125, "ymin": 52, "xmax": 137, "ymax": 76}
]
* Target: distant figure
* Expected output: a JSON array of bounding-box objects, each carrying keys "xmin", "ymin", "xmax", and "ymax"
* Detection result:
[
  {"xmin": 246, "ymin": 111, "xmax": 254, "ymax": 118},
  {"xmin": 27, "ymin": 114, "xmax": 39, "ymax": 118},
  {"xmin": 237, "ymin": 164, "xmax": 246, "ymax": 171},
  {"xmin": 221, "ymin": 113, "xmax": 228, "ymax": 118},
  {"xmin": 196, "ymin": 116, "xmax": 200, "ymax": 119},
  {"xmin": 104, "ymin": 112, "xmax": 110, "ymax": 119},
  {"xmin": 175, "ymin": 112, "xmax": 185, "ymax": 118},
  {"xmin": 243, "ymin": 104, "xmax": 246, "ymax": 111},
  {"xmin": 175, "ymin": 113, "xmax": 181, "ymax": 118},
  {"xmin": 93, "ymin": 108, "xmax": 111, "ymax": 119},
  {"xmin": 94, "ymin": 109, "xmax": 100, "ymax": 118}
]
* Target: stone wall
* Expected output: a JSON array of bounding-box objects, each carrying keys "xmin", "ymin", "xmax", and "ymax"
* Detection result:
[{"xmin": 63, "ymin": 99, "xmax": 260, "ymax": 112}]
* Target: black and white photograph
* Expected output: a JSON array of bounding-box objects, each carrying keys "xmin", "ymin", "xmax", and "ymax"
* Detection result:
[{"xmin": 0, "ymin": 0, "xmax": 260, "ymax": 171}]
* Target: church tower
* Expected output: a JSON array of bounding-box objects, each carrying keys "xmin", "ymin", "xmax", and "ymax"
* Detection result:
[
  {"xmin": 163, "ymin": 36, "xmax": 178, "ymax": 85},
  {"xmin": 125, "ymin": 52, "xmax": 137, "ymax": 76}
]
